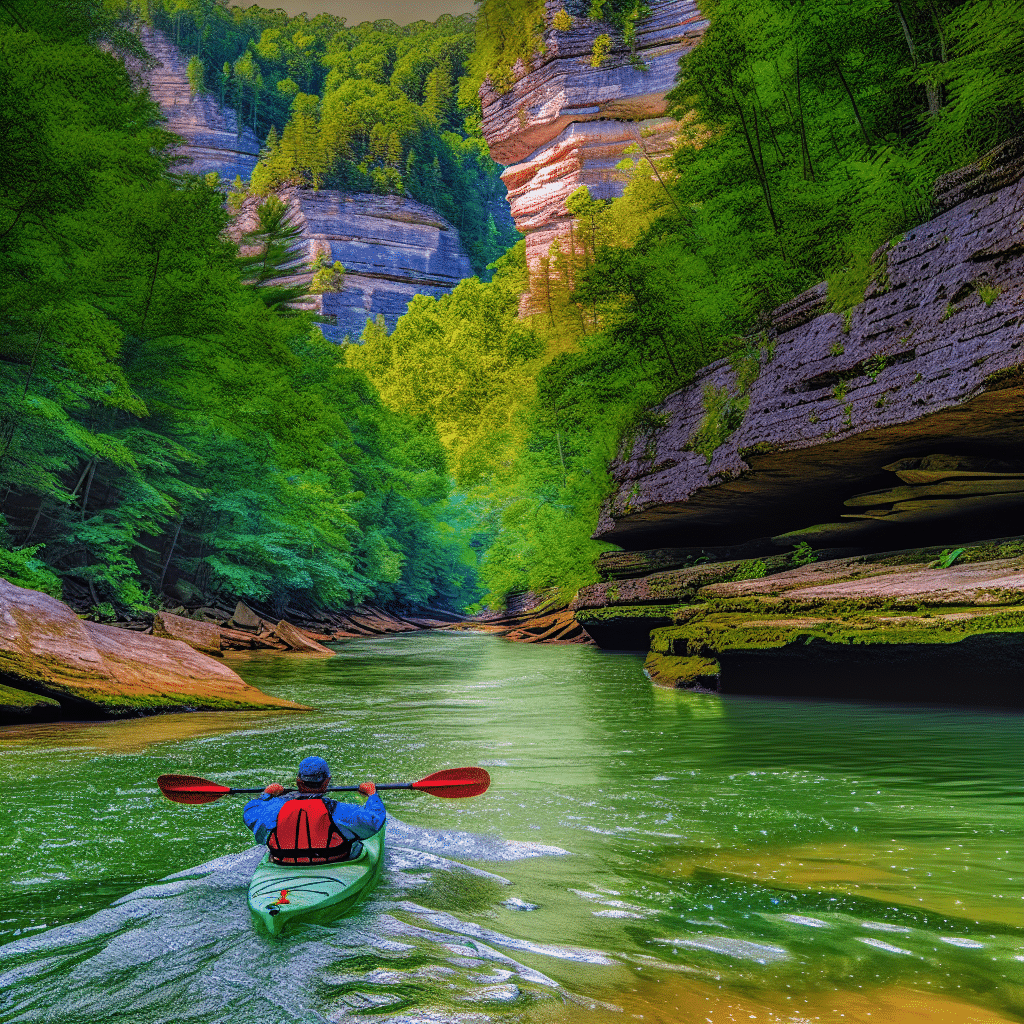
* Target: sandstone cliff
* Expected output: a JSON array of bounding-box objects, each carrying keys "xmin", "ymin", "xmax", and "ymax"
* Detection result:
[
  {"xmin": 480, "ymin": 0, "xmax": 705, "ymax": 287},
  {"xmin": 138, "ymin": 29, "xmax": 475, "ymax": 342},
  {"xmin": 139, "ymin": 27, "xmax": 261, "ymax": 182},
  {"xmin": 565, "ymin": 142, "xmax": 1024, "ymax": 705},
  {"xmin": 231, "ymin": 188, "xmax": 475, "ymax": 342}
]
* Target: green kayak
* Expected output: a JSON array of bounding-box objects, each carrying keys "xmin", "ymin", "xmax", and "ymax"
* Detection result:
[{"xmin": 248, "ymin": 825, "xmax": 385, "ymax": 937}]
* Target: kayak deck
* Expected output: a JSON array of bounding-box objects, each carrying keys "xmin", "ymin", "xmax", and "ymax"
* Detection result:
[{"xmin": 248, "ymin": 825, "xmax": 385, "ymax": 936}]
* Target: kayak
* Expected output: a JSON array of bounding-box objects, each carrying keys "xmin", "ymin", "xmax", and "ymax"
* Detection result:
[{"xmin": 247, "ymin": 825, "xmax": 385, "ymax": 936}]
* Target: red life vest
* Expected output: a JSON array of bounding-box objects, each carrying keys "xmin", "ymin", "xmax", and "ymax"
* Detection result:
[{"xmin": 267, "ymin": 797, "xmax": 355, "ymax": 865}]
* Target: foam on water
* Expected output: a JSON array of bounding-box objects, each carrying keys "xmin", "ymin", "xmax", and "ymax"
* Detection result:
[{"xmin": 0, "ymin": 817, "xmax": 585, "ymax": 1024}]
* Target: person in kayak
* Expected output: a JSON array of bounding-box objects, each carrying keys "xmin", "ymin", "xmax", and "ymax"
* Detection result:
[{"xmin": 243, "ymin": 756, "xmax": 386, "ymax": 865}]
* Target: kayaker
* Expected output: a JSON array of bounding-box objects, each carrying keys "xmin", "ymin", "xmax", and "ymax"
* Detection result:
[{"xmin": 243, "ymin": 756, "xmax": 386, "ymax": 865}]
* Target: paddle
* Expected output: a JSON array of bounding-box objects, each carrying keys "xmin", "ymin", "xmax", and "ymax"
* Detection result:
[{"xmin": 158, "ymin": 766, "xmax": 490, "ymax": 805}]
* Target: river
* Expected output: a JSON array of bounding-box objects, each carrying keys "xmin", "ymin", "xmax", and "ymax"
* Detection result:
[{"xmin": 0, "ymin": 632, "xmax": 1021, "ymax": 1023}]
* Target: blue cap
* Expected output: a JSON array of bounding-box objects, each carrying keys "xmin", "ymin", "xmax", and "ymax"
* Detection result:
[{"xmin": 297, "ymin": 756, "xmax": 330, "ymax": 782}]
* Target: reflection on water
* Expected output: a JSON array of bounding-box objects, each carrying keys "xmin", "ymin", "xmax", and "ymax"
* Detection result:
[
  {"xmin": 0, "ymin": 710, "xmax": 298, "ymax": 754},
  {"xmin": 0, "ymin": 632, "xmax": 1021, "ymax": 1022}
]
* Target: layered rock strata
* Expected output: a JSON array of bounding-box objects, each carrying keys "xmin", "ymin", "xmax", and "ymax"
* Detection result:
[
  {"xmin": 0, "ymin": 579, "xmax": 309, "ymax": 724},
  {"xmin": 138, "ymin": 29, "xmax": 474, "ymax": 342},
  {"xmin": 595, "ymin": 141, "xmax": 1024, "ymax": 551},
  {"xmin": 643, "ymin": 542, "xmax": 1024, "ymax": 706},
  {"xmin": 480, "ymin": 0, "xmax": 705, "ymax": 287},
  {"xmin": 139, "ymin": 27, "xmax": 261, "ymax": 182},
  {"xmin": 231, "ymin": 188, "xmax": 474, "ymax": 342}
]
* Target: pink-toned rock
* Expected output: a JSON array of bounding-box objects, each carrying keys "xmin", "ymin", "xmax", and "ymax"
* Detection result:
[
  {"xmin": 272, "ymin": 620, "xmax": 335, "ymax": 655},
  {"xmin": 699, "ymin": 554, "xmax": 1024, "ymax": 607},
  {"xmin": 480, "ymin": 0, "xmax": 705, "ymax": 289},
  {"xmin": 596, "ymin": 147, "xmax": 1024, "ymax": 550},
  {"xmin": 0, "ymin": 578, "xmax": 308, "ymax": 719},
  {"xmin": 152, "ymin": 611, "xmax": 221, "ymax": 657}
]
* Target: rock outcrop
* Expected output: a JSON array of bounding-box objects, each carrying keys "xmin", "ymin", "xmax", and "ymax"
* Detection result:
[
  {"xmin": 480, "ymin": 0, "xmax": 705, "ymax": 287},
  {"xmin": 596, "ymin": 141, "xmax": 1024, "ymax": 552},
  {"xmin": 0, "ymin": 578, "xmax": 309, "ymax": 723},
  {"xmin": 230, "ymin": 188, "xmax": 474, "ymax": 342},
  {"xmin": 138, "ymin": 27, "xmax": 261, "ymax": 182},
  {"xmin": 137, "ymin": 28, "xmax": 475, "ymax": 342},
  {"xmin": 564, "ymin": 143, "xmax": 1024, "ymax": 704},
  {"xmin": 644, "ymin": 540, "xmax": 1024, "ymax": 706}
]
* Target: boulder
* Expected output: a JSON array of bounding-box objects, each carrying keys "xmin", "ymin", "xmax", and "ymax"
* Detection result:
[
  {"xmin": 272, "ymin": 620, "xmax": 335, "ymax": 655},
  {"xmin": 228, "ymin": 601, "xmax": 263, "ymax": 631},
  {"xmin": 0, "ymin": 578, "xmax": 309, "ymax": 722},
  {"xmin": 595, "ymin": 144, "xmax": 1024, "ymax": 551},
  {"xmin": 152, "ymin": 611, "xmax": 221, "ymax": 657}
]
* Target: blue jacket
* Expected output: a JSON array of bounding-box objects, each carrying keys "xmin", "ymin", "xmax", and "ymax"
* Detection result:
[{"xmin": 243, "ymin": 791, "xmax": 386, "ymax": 860}]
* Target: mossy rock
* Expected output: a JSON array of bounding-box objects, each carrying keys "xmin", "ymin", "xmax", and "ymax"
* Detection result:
[
  {"xmin": 643, "ymin": 652, "xmax": 720, "ymax": 690},
  {"xmin": 651, "ymin": 606, "xmax": 1024, "ymax": 659},
  {"xmin": 0, "ymin": 681, "xmax": 62, "ymax": 721}
]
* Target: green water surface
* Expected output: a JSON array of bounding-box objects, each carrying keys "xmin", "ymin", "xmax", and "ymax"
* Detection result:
[{"xmin": 0, "ymin": 632, "xmax": 1021, "ymax": 1023}]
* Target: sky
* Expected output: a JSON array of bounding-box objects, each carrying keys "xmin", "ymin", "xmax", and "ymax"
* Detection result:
[{"xmin": 241, "ymin": 0, "xmax": 474, "ymax": 24}]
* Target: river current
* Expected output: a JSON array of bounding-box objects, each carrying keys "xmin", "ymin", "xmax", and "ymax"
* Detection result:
[{"xmin": 0, "ymin": 632, "xmax": 1021, "ymax": 1023}]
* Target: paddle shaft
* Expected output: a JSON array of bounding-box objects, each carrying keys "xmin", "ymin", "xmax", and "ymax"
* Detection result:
[{"xmin": 226, "ymin": 782, "xmax": 419, "ymax": 795}]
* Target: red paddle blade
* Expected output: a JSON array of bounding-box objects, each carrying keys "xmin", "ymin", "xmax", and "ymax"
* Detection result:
[
  {"xmin": 158, "ymin": 774, "xmax": 232, "ymax": 805},
  {"xmin": 412, "ymin": 767, "xmax": 490, "ymax": 799}
]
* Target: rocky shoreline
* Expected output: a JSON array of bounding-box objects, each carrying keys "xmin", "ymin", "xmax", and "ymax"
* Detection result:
[{"xmin": 0, "ymin": 577, "xmax": 470, "ymax": 725}]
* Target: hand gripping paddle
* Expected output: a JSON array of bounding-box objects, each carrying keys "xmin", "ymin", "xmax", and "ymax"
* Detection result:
[{"xmin": 157, "ymin": 766, "xmax": 491, "ymax": 805}]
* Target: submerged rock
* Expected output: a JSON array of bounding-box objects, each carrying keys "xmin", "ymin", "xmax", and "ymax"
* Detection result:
[{"xmin": 0, "ymin": 578, "xmax": 309, "ymax": 723}]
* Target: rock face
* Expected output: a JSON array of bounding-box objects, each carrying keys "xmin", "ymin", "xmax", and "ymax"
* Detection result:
[
  {"xmin": 480, "ymin": 0, "xmax": 705, "ymax": 287},
  {"xmin": 644, "ymin": 543, "xmax": 1024, "ymax": 706},
  {"xmin": 151, "ymin": 611, "xmax": 221, "ymax": 657},
  {"xmin": 231, "ymin": 188, "xmax": 475, "ymax": 342},
  {"xmin": 0, "ymin": 578, "xmax": 309, "ymax": 723},
  {"xmin": 565, "ymin": 144, "xmax": 1024, "ymax": 703},
  {"xmin": 138, "ymin": 29, "xmax": 475, "ymax": 342},
  {"xmin": 596, "ymin": 144, "xmax": 1024, "ymax": 552},
  {"xmin": 139, "ymin": 27, "xmax": 261, "ymax": 182}
]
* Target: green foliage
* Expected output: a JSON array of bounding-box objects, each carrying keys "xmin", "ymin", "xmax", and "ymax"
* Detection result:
[
  {"xmin": 0, "ymin": 541, "xmax": 63, "ymax": 598},
  {"xmin": 791, "ymin": 542, "xmax": 817, "ymax": 566},
  {"xmin": 552, "ymin": 8, "xmax": 574, "ymax": 30},
  {"xmin": 975, "ymin": 281, "xmax": 1001, "ymax": 307},
  {"xmin": 590, "ymin": 34, "xmax": 612, "ymax": 68},
  {"xmin": 687, "ymin": 386, "xmax": 748, "ymax": 462},
  {"xmin": 186, "ymin": 55, "xmax": 204, "ymax": 96},
  {"xmin": 0, "ymin": 3, "xmax": 480, "ymax": 616},
  {"xmin": 932, "ymin": 547, "xmax": 966, "ymax": 569},
  {"xmin": 733, "ymin": 559, "xmax": 767, "ymax": 580}
]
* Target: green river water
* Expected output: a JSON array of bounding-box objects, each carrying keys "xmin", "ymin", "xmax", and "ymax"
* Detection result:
[{"xmin": 0, "ymin": 632, "xmax": 1021, "ymax": 1023}]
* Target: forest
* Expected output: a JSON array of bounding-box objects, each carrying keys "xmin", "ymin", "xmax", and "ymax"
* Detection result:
[
  {"xmin": 357, "ymin": 0, "xmax": 1024, "ymax": 606},
  {"xmin": 1, "ymin": 0, "xmax": 1022, "ymax": 617}
]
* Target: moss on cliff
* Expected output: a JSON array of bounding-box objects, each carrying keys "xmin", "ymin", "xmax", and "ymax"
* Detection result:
[{"xmin": 650, "ymin": 605, "xmax": 1024, "ymax": 659}]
